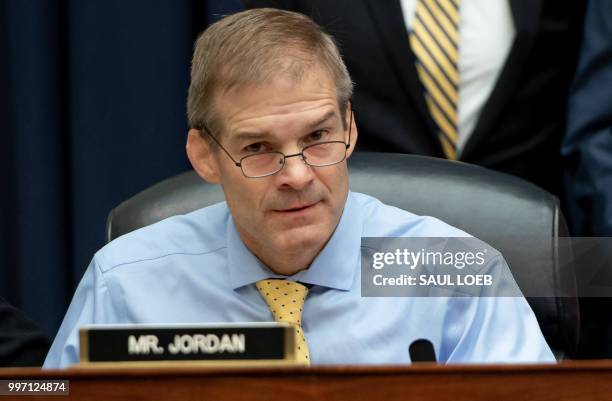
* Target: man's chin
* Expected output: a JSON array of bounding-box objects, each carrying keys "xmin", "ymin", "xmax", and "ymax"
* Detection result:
[{"xmin": 271, "ymin": 225, "xmax": 329, "ymax": 251}]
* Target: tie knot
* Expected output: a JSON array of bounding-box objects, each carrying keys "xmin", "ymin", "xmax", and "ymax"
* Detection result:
[{"xmin": 256, "ymin": 279, "xmax": 308, "ymax": 326}]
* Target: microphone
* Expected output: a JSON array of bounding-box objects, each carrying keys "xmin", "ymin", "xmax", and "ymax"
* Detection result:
[{"xmin": 409, "ymin": 339, "xmax": 437, "ymax": 363}]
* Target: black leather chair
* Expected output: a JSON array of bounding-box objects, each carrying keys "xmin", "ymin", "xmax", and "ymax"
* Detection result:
[{"xmin": 106, "ymin": 152, "xmax": 579, "ymax": 357}]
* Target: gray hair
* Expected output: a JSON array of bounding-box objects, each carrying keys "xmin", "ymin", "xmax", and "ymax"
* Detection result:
[{"xmin": 187, "ymin": 8, "xmax": 354, "ymax": 136}]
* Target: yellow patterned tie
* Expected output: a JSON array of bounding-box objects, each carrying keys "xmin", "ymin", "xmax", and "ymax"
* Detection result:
[
  {"xmin": 256, "ymin": 279, "xmax": 310, "ymax": 365},
  {"xmin": 410, "ymin": 0, "xmax": 461, "ymax": 160}
]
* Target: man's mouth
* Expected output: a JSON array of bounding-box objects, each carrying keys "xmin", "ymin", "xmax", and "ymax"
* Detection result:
[{"xmin": 274, "ymin": 201, "xmax": 319, "ymax": 213}]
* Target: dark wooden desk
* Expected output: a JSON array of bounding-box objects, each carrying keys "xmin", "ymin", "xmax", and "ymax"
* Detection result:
[{"xmin": 2, "ymin": 361, "xmax": 612, "ymax": 400}]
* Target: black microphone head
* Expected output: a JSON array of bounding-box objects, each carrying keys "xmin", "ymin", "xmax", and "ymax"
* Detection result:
[{"xmin": 409, "ymin": 339, "xmax": 437, "ymax": 363}]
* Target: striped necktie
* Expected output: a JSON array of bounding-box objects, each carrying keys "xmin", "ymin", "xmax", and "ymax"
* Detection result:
[
  {"xmin": 409, "ymin": 0, "xmax": 461, "ymax": 160},
  {"xmin": 256, "ymin": 279, "xmax": 310, "ymax": 365}
]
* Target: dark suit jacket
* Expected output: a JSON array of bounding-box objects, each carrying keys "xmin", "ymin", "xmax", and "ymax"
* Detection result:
[
  {"xmin": 0, "ymin": 297, "xmax": 50, "ymax": 367},
  {"xmin": 562, "ymin": 0, "xmax": 612, "ymax": 358},
  {"xmin": 244, "ymin": 0, "xmax": 585, "ymax": 197},
  {"xmin": 562, "ymin": 0, "xmax": 612, "ymax": 237},
  {"xmin": 561, "ymin": 0, "xmax": 612, "ymax": 358}
]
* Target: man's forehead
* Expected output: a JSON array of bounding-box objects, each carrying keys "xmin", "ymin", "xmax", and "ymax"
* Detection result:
[
  {"xmin": 230, "ymin": 109, "xmax": 340, "ymax": 141},
  {"xmin": 215, "ymin": 72, "xmax": 340, "ymax": 134}
]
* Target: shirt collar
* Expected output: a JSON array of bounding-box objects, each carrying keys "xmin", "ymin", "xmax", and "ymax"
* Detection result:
[{"xmin": 227, "ymin": 191, "xmax": 362, "ymax": 291}]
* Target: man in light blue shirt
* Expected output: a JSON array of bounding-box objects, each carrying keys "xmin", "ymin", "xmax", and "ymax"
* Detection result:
[{"xmin": 44, "ymin": 8, "xmax": 554, "ymax": 368}]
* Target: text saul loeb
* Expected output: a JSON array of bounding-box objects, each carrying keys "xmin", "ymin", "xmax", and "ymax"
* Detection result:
[{"xmin": 373, "ymin": 273, "xmax": 493, "ymax": 287}]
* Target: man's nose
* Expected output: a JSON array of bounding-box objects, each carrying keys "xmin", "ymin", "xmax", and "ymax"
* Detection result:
[{"xmin": 275, "ymin": 154, "xmax": 314, "ymax": 189}]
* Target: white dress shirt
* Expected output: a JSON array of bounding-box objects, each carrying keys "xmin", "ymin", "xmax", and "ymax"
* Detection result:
[{"xmin": 400, "ymin": 0, "xmax": 516, "ymax": 155}]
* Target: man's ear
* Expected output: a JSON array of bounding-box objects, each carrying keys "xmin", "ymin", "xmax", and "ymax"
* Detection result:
[
  {"xmin": 186, "ymin": 128, "xmax": 220, "ymax": 184},
  {"xmin": 346, "ymin": 105, "xmax": 358, "ymax": 158}
]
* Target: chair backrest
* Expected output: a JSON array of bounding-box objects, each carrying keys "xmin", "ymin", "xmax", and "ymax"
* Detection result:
[{"xmin": 106, "ymin": 152, "xmax": 579, "ymax": 357}]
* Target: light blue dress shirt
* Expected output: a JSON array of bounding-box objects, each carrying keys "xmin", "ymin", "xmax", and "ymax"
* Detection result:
[{"xmin": 44, "ymin": 192, "xmax": 554, "ymax": 368}]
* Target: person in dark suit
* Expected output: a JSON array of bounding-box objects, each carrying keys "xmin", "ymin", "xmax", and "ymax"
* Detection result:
[
  {"xmin": 563, "ymin": 0, "xmax": 612, "ymax": 238},
  {"xmin": 244, "ymin": 0, "xmax": 585, "ymax": 197},
  {"xmin": 562, "ymin": 0, "xmax": 612, "ymax": 358},
  {"xmin": 0, "ymin": 297, "xmax": 50, "ymax": 367}
]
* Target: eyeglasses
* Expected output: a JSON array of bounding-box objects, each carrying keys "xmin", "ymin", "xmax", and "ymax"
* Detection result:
[{"xmin": 198, "ymin": 109, "xmax": 353, "ymax": 178}]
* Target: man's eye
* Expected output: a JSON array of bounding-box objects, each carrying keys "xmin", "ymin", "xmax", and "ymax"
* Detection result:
[
  {"xmin": 306, "ymin": 130, "xmax": 326, "ymax": 143},
  {"xmin": 244, "ymin": 143, "xmax": 264, "ymax": 153}
]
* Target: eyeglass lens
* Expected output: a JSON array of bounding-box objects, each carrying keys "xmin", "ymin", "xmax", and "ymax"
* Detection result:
[{"xmin": 240, "ymin": 141, "xmax": 347, "ymax": 177}]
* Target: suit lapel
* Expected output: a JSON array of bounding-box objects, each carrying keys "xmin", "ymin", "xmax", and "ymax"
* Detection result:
[
  {"xmin": 461, "ymin": 0, "xmax": 544, "ymax": 160},
  {"xmin": 362, "ymin": 0, "xmax": 437, "ymax": 136}
]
